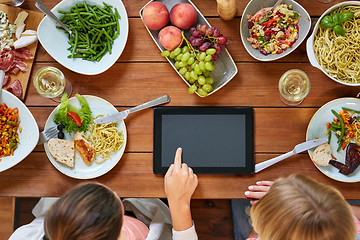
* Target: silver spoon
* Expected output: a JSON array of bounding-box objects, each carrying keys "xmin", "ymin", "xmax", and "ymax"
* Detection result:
[
  {"xmin": 35, "ymin": 0, "xmax": 72, "ymax": 35},
  {"xmin": 0, "ymin": 70, "xmax": 5, "ymax": 101},
  {"xmin": 2, "ymin": 0, "xmax": 25, "ymax": 7},
  {"xmin": 271, "ymin": 0, "xmax": 283, "ymax": 11}
]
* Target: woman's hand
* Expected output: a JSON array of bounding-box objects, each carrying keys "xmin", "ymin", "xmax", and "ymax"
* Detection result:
[
  {"xmin": 245, "ymin": 181, "xmax": 274, "ymax": 205},
  {"xmin": 164, "ymin": 147, "xmax": 198, "ymax": 231}
]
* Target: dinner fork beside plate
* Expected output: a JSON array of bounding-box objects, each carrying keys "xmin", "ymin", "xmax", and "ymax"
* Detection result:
[{"xmin": 37, "ymin": 126, "xmax": 58, "ymax": 145}]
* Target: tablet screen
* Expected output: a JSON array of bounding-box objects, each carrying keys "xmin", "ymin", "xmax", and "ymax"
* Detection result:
[{"xmin": 153, "ymin": 107, "xmax": 254, "ymax": 174}]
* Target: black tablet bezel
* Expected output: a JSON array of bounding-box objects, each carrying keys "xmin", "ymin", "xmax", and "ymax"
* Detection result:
[{"xmin": 153, "ymin": 107, "xmax": 254, "ymax": 175}]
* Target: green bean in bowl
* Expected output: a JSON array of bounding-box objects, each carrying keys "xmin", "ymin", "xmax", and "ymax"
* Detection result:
[{"xmin": 57, "ymin": 1, "xmax": 120, "ymax": 62}]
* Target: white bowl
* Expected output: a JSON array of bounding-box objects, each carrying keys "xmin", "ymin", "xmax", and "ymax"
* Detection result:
[
  {"xmin": 306, "ymin": 1, "xmax": 360, "ymax": 86},
  {"xmin": 37, "ymin": 0, "xmax": 129, "ymax": 75},
  {"xmin": 0, "ymin": 90, "xmax": 39, "ymax": 172},
  {"xmin": 240, "ymin": 0, "xmax": 311, "ymax": 61}
]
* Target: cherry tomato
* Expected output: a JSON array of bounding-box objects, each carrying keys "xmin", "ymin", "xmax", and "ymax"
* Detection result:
[{"xmin": 67, "ymin": 111, "xmax": 81, "ymax": 126}]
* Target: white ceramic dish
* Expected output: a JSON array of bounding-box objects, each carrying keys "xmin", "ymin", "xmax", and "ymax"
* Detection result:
[
  {"xmin": 240, "ymin": 0, "xmax": 311, "ymax": 61},
  {"xmin": 0, "ymin": 90, "xmax": 39, "ymax": 172},
  {"xmin": 44, "ymin": 95, "xmax": 127, "ymax": 179},
  {"xmin": 139, "ymin": 0, "xmax": 238, "ymax": 97},
  {"xmin": 37, "ymin": 0, "xmax": 129, "ymax": 75},
  {"xmin": 306, "ymin": 98, "xmax": 360, "ymax": 182},
  {"xmin": 306, "ymin": 1, "xmax": 360, "ymax": 86}
]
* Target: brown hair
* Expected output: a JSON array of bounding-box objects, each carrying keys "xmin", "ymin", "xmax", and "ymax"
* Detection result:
[
  {"xmin": 250, "ymin": 174, "xmax": 357, "ymax": 240},
  {"xmin": 44, "ymin": 182, "xmax": 123, "ymax": 240}
]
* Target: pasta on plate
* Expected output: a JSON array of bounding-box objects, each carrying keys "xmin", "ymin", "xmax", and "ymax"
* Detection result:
[
  {"xmin": 86, "ymin": 115, "xmax": 125, "ymax": 164},
  {"xmin": 314, "ymin": 6, "xmax": 360, "ymax": 84}
]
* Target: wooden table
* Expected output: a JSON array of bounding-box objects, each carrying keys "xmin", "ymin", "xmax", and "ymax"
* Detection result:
[{"xmin": 1, "ymin": 0, "xmax": 360, "ymax": 200}]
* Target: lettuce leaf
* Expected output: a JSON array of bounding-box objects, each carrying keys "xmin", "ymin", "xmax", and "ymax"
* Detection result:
[{"xmin": 53, "ymin": 93, "xmax": 92, "ymax": 134}]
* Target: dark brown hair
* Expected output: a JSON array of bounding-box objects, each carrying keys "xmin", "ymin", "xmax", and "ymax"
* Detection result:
[{"xmin": 44, "ymin": 182, "xmax": 123, "ymax": 240}]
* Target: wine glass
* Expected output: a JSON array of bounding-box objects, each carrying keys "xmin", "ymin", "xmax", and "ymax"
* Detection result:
[
  {"xmin": 33, "ymin": 66, "xmax": 72, "ymax": 102},
  {"xmin": 278, "ymin": 69, "xmax": 310, "ymax": 106}
]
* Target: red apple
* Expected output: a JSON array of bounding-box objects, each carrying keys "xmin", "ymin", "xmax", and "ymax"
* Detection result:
[
  {"xmin": 142, "ymin": 2, "xmax": 169, "ymax": 30},
  {"xmin": 158, "ymin": 26, "xmax": 182, "ymax": 50},
  {"xmin": 170, "ymin": 3, "xmax": 197, "ymax": 30}
]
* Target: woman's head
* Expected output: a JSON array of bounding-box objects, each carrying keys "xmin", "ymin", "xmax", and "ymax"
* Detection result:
[
  {"xmin": 250, "ymin": 174, "xmax": 357, "ymax": 240},
  {"xmin": 44, "ymin": 182, "xmax": 123, "ymax": 240}
]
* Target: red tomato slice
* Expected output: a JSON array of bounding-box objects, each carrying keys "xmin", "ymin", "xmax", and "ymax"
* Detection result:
[{"xmin": 67, "ymin": 111, "xmax": 81, "ymax": 126}]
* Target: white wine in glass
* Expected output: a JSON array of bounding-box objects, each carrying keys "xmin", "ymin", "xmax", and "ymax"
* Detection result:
[
  {"xmin": 33, "ymin": 66, "xmax": 72, "ymax": 102},
  {"xmin": 278, "ymin": 69, "xmax": 310, "ymax": 106}
]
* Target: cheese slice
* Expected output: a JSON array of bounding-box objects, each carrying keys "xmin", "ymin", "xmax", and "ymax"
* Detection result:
[
  {"xmin": 14, "ymin": 11, "xmax": 28, "ymax": 39},
  {"xmin": 14, "ymin": 35, "xmax": 37, "ymax": 49},
  {"xmin": 14, "ymin": 11, "xmax": 28, "ymax": 26},
  {"xmin": 15, "ymin": 24, "xmax": 25, "ymax": 39}
]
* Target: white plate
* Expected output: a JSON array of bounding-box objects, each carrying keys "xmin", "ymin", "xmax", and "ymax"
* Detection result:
[
  {"xmin": 37, "ymin": 0, "xmax": 129, "ymax": 75},
  {"xmin": 306, "ymin": 97, "xmax": 360, "ymax": 182},
  {"xmin": 240, "ymin": 0, "xmax": 311, "ymax": 61},
  {"xmin": 0, "ymin": 90, "xmax": 39, "ymax": 172},
  {"xmin": 44, "ymin": 95, "xmax": 127, "ymax": 179}
]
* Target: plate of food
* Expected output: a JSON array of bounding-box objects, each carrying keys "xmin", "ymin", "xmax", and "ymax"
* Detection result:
[
  {"xmin": 139, "ymin": 0, "xmax": 237, "ymax": 97},
  {"xmin": 240, "ymin": 0, "xmax": 311, "ymax": 61},
  {"xmin": 44, "ymin": 94, "xmax": 127, "ymax": 179},
  {"xmin": 37, "ymin": 0, "xmax": 128, "ymax": 75},
  {"xmin": 307, "ymin": 1, "xmax": 360, "ymax": 86},
  {"xmin": 0, "ymin": 5, "xmax": 44, "ymax": 99},
  {"xmin": 0, "ymin": 89, "xmax": 39, "ymax": 172},
  {"xmin": 306, "ymin": 98, "xmax": 360, "ymax": 182}
]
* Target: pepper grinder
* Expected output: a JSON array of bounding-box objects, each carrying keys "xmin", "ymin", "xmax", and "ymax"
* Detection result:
[{"xmin": 216, "ymin": 0, "xmax": 236, "ymax": 21}]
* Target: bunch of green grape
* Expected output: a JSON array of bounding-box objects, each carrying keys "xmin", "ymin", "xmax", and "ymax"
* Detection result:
[{"xmin": 161, "ymin": 46, "xmax": 216, "ymax": 97}]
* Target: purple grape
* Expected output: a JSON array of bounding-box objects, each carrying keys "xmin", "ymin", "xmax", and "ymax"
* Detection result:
[
  {"xmin": 190, "ymin": 39, "xmax": 196, "ymax": 47},
  {"xmin": 205, "ymin": 28, "xmax": 214, "ymax": 36},
  {"xmin": 219, "ymin": 44, "xmax": 226, "ymax": 50},
  {"xmin": 199, "ymin": 42, "xmax": 211, "ymax": 51},
  {"xmin": 217, "ymin": 36, "xmax": 227, "ymax": 45},
  {"xmin": 214, "ymin": 43, "xmax": 221, "ymax": 53},
  {"xmin": 190, "ymin": 27, "xmax": 196, "ymax": 35},
  {"xmin": 189, "ymin": 36, "xmax": 195, "ymax": 42},
  {"xmin": 193, "ymin": 30, "xmax": 202, "ymax": 38},
  {"xmin": 196, "ymin": 24, "xmax": 202, "ymax": 31},
  {"xmin": 200, "ymin": 24, "xmax": 208, "ymax": 34},
  {"xmin": 212, "ymin": 53, "xmax": 219, "ymax": 61},
  {"xmin": 213, "ymin": 29, "xmax": 221, "ymax": 37},
  {"xmin": 193, "ymin": 38, "xmax": 204, "ymax": 47}
]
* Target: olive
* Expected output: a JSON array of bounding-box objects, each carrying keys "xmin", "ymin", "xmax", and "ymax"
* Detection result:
[
  {"xmin": 57, "ymin": 124, "xmax": 65, "ymax": 131},
  {"xmin": 58, "ymin": 131, "xmax": 65, "ymax": 139}
]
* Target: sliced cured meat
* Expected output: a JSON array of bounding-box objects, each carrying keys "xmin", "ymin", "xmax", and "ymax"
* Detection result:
[
  {"xmin": 329, "ymin": 143, "xmax": 360, "ymax": 175},
  {"xmin": 0, "ymin": 51, "xmax": 15, "ymax": 72},
  {"xmin": 13, "ymin": 47, "xmax": 33, "ymax": 59},
  {"xmin": 6, "ymin": 79, "xmax": 23, "ymax": 98},
  {"xmin": 9, "ymin": 66, "xmax": 20, "ymax": 75},
  {"xmin": 3, "ymin": 75, "xmax": 10, "ymax": 86}
]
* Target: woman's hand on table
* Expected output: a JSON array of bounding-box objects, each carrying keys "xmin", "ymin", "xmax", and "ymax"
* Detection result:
[
  {"xmin": 245, "ymin": 180, "xmax": 274, "ymax": 205},
  {"xmin": 164, "ymin": 147, "xmax": 198, "ymax": 231}
]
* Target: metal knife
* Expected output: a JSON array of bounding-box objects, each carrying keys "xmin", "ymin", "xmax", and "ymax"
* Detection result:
[
  {"xmin": 255, "ymin": 138, "xmax": 328, "ymax": 173},
  {"xmin": 94, "ymin": 94, "xmax": 170, "ymax": 124}
]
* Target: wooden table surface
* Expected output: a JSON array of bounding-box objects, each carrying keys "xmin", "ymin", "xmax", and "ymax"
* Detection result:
[{"xmin": 1, "ymin": 0, "xmax": 360, "ymax": 199}]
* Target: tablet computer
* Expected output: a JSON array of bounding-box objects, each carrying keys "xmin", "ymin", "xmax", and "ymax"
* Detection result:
[{"xmin": 153, "ymin": 107, "xmax": 254, "ymax": 174}]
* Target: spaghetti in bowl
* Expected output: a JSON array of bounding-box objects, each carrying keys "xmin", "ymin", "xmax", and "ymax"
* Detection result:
[{"xmin": 307, "ymin": 1, "xmax": 360, "ymax": 86}]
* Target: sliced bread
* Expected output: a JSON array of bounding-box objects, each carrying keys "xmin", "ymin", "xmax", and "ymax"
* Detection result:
[
  {"xmin": 311, "ymin": 143, "xmax": 332, "ymax": 166},
  {"xmin": 48, "ymin": 138, "xmax": 75, "ymax": 168}
]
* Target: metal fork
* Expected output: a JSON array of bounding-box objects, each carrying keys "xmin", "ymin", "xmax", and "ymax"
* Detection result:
[{"xmin": 37, "ymin": 126, "xmax": 58, "ymax": 145}]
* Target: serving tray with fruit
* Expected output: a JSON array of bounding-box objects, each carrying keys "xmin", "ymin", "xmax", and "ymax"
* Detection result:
[{"xmin": 139, "ymin": 0, "xmax": 238, "ymax": 97}]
